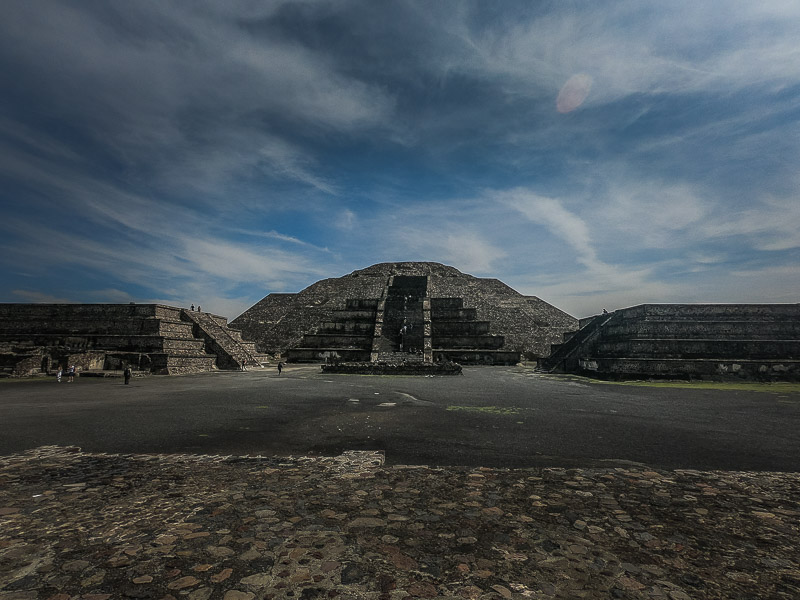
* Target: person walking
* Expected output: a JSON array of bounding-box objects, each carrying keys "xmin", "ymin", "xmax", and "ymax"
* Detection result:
[
  {"xmin": 277, "ymin": 361, "xmax": 283, "ymax": 375},
  {"xmin": 123, "ymin": 366, "xmax": 132, "ymax": 385}
]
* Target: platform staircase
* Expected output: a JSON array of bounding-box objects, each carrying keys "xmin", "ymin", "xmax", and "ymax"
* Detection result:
[{"xmin": 181, "ymin": 310, "xmax": 264, "ymax": 369}]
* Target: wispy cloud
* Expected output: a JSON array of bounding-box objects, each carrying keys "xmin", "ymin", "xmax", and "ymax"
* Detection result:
[
  {"xmin": 1, "ymin": 1, "xmax": 797, "ymax": 319},
  {"xmin": 11, "ymin": 290, "xmax": 74, "ymax": 304}
]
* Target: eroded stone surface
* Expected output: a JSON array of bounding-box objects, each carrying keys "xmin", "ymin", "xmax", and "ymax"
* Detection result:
[{"xmin": 1, "ymin": 446, "xmax": 799, "ymax": 599}]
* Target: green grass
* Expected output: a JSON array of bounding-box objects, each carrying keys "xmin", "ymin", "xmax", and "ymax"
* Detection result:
[
  {"xmin": 0, "ymin": 376, "xmax": 54, "ymax": 384},
  {"xmin": 446, "ymin": 405, "xmax": 521, "ymax": 415},
  {"xmin": 540, "ymin": 374, "xmax": 800, "ymax": 394}
]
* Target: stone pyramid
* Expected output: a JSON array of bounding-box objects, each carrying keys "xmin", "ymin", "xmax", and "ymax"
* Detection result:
[{"xmin": 230, "ymin": 262, "xmax": 577, "ymax": 364}]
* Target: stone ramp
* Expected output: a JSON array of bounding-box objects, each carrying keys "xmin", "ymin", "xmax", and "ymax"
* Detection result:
[{"xmin": 2, "ymin": 446, "xmax": 799, "ymax": 599}]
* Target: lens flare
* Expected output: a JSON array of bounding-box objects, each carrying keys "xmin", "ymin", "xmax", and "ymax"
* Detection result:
[{"xmin": 556, "ymin": 73, "xmax": 593, "ymax": 113}]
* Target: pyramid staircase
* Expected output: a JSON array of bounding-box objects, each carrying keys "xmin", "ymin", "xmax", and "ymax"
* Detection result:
[
  {"xmin": 430, "ymin": 298, "xmax": 519, "ymax": 365},
  {"xmin": 286, "ymin": 299, "xmax": 378, "ymax": 363}
]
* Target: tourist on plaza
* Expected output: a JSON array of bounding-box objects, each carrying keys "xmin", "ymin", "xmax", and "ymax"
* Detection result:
[
  {"xmin": 67, "ymin": 365, "xmax": 76, "ymax": 382},
  {"xmin": 56, "ymin": 366, "xmax": 62, "ymax": 383},
  {"xmin": 123, "ymin": 366, "xmax": 132, "ymax": 385}
]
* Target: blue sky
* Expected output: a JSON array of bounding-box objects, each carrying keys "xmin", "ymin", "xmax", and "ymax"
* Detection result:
[{"xmin": 1, "ymin": 1, "xmax": 798, "ymax": 319}]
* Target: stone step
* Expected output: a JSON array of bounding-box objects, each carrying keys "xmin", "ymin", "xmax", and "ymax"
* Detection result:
[{"xmin": 376, "ymin": 351, "xmax": 424, "ymax": 363}]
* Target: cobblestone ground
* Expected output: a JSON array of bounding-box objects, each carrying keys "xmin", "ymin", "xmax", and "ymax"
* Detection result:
[{"xmin": 1, "ymin": 447, "xmax": 799, "ymax": 600}]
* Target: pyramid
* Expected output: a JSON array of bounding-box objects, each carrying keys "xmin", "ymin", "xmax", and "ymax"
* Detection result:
[{"xmin": 230, "ymin": 262, "xmax": 577, "ymax": 364}]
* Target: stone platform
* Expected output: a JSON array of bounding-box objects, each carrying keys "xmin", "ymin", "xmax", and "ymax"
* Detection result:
[
  {"xmin": 0, "ymin": 304, "xmax": 265, "ymax": 376},
  {"xmin": 320, "ymin": 361, "xmax": 462, "ymax": 376},
  {"xmin": 543, "ymin": 304, "xmax": 800, "ymax": 381},
  {"xmin": 1, "ymin": 446, "xmax": 798, "ymax": 599}
]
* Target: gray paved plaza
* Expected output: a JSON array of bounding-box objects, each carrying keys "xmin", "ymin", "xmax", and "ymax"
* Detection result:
[{"xmin": 1, "ymin": 365, "xmax": 798, "ymax": 471}]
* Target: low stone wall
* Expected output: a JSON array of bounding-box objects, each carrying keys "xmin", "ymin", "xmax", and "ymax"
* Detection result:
[
  {"xmin": 321, "ymin": 361, "xmax": 463, "ymax": 375},
  {"xmin": 579, "ymin": 357, "xmax": 800, "ymax": 381}
]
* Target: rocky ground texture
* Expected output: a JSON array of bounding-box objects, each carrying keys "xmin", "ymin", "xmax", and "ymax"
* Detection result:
[{"xmin": 1, "ymin": 447, "xmax": 799, "ymax": 600}]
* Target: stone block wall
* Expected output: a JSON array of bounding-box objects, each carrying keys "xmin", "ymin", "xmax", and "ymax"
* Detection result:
[
  {"xmin": 0, "ymin": 304, "xmax": 255, "ymax": 376},
  {"xmin": 548, "ymin": 303, "xmax": 800, "ymax": 380},
  {"xmin": 230, "ymin": 275, "xmax": 385, "ymax": 353}
]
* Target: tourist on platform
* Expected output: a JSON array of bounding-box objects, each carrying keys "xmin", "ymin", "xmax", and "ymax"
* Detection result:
[
  {"xmin": 124, "ymin": 366, "xmax": 132, "ymax": 385},
  {"xmin": 191, "ymin": 304, "xmax": 194, "ymax": 311},
  {"xmin": 197, "ymin": 305, "xmax": 201, "ymax": 312}
]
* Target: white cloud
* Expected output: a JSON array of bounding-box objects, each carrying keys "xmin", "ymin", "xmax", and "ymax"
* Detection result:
[
  {"xmin": 336, "ymin": 209, "xmax": 357, "ymax": 230},
  {"xmin": 433, "ymin": 2, "xmax": 800, "ymax": 112},
  {"xmin": 390, "ymin": 226, "xmax": 506, "ymax": 275},
  {"xmin": 499, "ymin": 188, "xmax": 601, "ymax": 271},
  {"xmin": 11, "ymin": 290, "xmax": 74, "ymax": 303},
  {"xmin": 699, "ymin": 194, "xmax": 800, "ymax": 251},
  {"xmin": 595, "ymin": 178, "xmax": 709, "ymax": 249}
]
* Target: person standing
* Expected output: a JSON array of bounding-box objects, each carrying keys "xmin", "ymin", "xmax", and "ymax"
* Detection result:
[
  {"xmin": 124, "ymin": 366, "xmax": 132, "ymax": 385},
  {"xmin": 67, "ymin": 365, "xmax": 75, "ymax": 383},
  {"xmin": 56, "ymin": 366, "xmax": 62, "ymax": 383},
  {"xmin": 277, "ymin": 362, "xmax": 283, "ymax": 375}
]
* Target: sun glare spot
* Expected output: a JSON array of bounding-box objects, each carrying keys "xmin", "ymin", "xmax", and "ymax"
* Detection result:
[{"xmin": 557, "ymin": 73, "xmax": 593, "ymax": 113}]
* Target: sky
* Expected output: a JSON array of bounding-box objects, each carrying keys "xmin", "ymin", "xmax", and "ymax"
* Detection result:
[{"xmin": 1, "ymin": 0, "xmax": 799, "ymax": 319}]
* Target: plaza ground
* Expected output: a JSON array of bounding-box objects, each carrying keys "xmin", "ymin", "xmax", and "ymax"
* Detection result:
[{"xmin": 2, "ymin": 365, "xmax": 799, "ymax": 471}]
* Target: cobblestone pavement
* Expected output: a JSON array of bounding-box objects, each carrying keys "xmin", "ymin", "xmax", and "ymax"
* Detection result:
[{"xmin": 1, "ymin": 447, "xmax": 799, "ymax": 600}]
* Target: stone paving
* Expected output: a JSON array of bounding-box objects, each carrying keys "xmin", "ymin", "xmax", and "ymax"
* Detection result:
[{"xmin": 1, "ymin": 447, "xmax": 799, "ymax": 600}]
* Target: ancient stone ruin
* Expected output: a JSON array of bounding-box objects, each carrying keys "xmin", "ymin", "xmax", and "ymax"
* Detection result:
[
  {"xmin": 542, "ymin": 303, "xmax": 800, "ymax": 380},
  {"xmin": 230, "ymin": 262, "xmax": 578, "ymax": 366},
  {"xmin": 4, "ymin": 263, "xmax": 797, "ymax": 380},
  {"xmin": 0, "ymin": 303, "xmax": 266, "ymax": 376}
]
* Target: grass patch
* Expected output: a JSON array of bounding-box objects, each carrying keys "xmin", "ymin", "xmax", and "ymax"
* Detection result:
[
  {"xmin": 541, "ymin": 374, "xmax": 800, "ymax": 394},
  {"xmin": 446, "ymin": 405, "xmax": 521, "ymax": 415}
]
